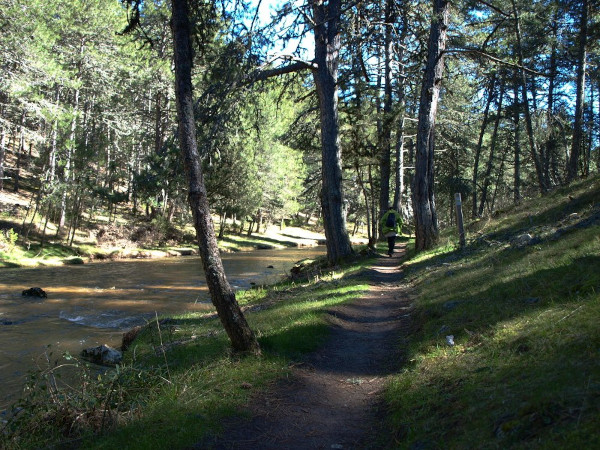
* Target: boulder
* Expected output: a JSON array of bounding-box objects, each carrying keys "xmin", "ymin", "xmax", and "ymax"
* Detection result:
[
  {"xmin": 22, "ymin": 287, "xmax": 47, "ymax": 298},
  {"xmin": 81, "ymin": 344, "xmax": 122, "ymax": 366}
]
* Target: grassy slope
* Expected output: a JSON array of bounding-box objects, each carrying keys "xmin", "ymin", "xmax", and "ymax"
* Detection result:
[
  {"xmin": 384, "ymin": 176, "xmax": 600, "ymax": 449},
  {"xmin": 84, "ymin": 264, "xmax": 373, "ymax": 449}
]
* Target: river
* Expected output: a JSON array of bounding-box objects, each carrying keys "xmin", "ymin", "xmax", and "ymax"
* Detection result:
[{"xmin": 0, "ymin": 246, "xmax": 324, "ymax": 410}]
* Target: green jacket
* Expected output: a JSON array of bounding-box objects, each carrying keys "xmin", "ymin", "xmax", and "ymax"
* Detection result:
[{"xmin": 380, "ymin": 209, "xmax": 402, "ymax": 235}]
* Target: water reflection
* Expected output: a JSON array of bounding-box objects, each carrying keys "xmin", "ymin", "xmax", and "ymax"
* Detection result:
[{"xmin": 0, "ymin": 246, "xmax": 324, "ymax": 409}]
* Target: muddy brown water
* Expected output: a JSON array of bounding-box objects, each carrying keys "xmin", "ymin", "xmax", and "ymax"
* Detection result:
[{"xmin": 0, "ymin": 247, "xmax": 324, "ymax": 410}]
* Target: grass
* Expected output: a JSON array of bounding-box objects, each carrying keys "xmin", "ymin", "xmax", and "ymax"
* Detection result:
[
  {"xmin": 1, "ymin": 254, "xmax": 375, "ymax": 449},
  {"xmin": 383, "ymin": 176, "xmax": 600, "ymax": 449}
]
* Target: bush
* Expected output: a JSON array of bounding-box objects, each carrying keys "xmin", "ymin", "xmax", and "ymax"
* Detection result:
[
  {"xmin": 0, "ymin": 228, "xmax": 18, "ymax": 254},
  {"xmin": 1, "ymin": 349, "xmax": 165, "ymax": 449}
]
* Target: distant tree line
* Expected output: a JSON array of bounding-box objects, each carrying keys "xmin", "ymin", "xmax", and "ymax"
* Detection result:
[{"xmin": 0, "ymin": 0, "xmax": 598, "ymax": 254}]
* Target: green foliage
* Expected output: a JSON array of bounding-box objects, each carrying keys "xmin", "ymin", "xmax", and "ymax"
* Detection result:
[{"xmin": 0, "ymin": 228, "xmax": 18, "ymax": 254}]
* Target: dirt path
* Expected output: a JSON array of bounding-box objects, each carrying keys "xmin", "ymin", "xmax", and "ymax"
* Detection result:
[{"xmin": 201, "ymin": 245, "xmax": 412, "ymax": 449}]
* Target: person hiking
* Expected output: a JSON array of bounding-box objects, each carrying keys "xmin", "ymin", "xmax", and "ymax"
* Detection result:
[{"xmin": 380, "ymin": 206, "xmax": 402, "ymax": 256}]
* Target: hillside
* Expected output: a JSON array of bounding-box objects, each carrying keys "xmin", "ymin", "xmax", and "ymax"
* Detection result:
[{"xmin": 384, "ymin": 175, "xmax": 600, "ymax": 448}]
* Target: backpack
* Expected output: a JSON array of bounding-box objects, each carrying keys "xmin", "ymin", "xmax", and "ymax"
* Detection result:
[{"xmin": 385, "ymin": 212, "xmax": 396, "ymax": 228}]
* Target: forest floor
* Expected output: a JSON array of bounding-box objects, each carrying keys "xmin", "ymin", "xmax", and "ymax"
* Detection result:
[{"xmin": 198, "ymin": 244, "xmax": 411, "ymax": 450}]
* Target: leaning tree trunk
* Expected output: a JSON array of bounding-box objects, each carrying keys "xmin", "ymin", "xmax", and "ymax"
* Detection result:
[
  {"xmin": 171, "ymin": 0, "xmax": 259, "ymax": 354},
  {"xmin": 412, "ymin": 0, "xmax": 448, "ymax": 252},
  {"xmin": 312, "ymin": 0, "xmax": 354, "ymax": 264}
]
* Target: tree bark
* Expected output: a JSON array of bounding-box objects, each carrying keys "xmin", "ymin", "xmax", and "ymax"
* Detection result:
[
  {"xmin": 14, "ymin": 111, "xmax": 26, "ymax": 193},
  {"xmin": 0, "ymin": 125, "xmax": 5, "ymax": 192},
  {"xmin": 412, "ymin": 0, "xmax": 448, "ymax": 252},
  {"xmin": 545, "ymin": 12, "xmax": 561, "ymax": 186},
  {"xmin": 567, "ymin": 0, "xmax": 588, "ymax": 182},
  {"xmin": 355, "ymin": 161, "xmax": 376, "ymax": 248},
  {"xmin": 393, "ymin": 5, "xmax": 409, "ymax": 213},
  {"xmin": 171, "ymin": 0, "xmax": 259, "ymax": 354},
  {"xmin": 312, "ymin": 0, "xmax": 354, "ymax": 264},
  {"xmin": 512, "ymin": 80, "xmax": 522, "ymax": 203},
  {"xmin": 58, "ymin": 86, "xmax": 80, "ymax": 234}
]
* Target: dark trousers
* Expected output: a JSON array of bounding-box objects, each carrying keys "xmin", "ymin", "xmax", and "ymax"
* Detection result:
[{"xmin": 387, "ymin": 235, "xmax": 396, "ymax": 255}]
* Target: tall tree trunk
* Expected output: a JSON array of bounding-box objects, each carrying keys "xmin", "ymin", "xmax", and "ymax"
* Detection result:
[
  {"xmin": 394, "ymin": 118, "xmax": 405, "ymax": 212},
  {"xmin": 479, "ymin": 75, "xmax": 506, "ymax": 216},
  {"xmin": 378, "ymin": 0, "xmax": 395, "ymax": 222},
  {"xmin": 0, "ymin": 125, "xmax": 5, "ymax": 191},
  {"xmin": 393, "ymin": 5, "xmax": 409, "ymax": 213},
  {"xmin": 545, "ymin": 12, "xmax": 561, "ymax": 186},
  {"xmin": 49, "ymin": 87, "xmax": 60, "ymax": 184},
  {"xmin": 585, "ymin": 85, "xmax": 594, "ymax": 176},
  {"xmin": 567, "ymin": 0, "xmax": 588, "ymax": 182},
  {"xmin": 412, "ymin": 0, "xmax": 448, "ymax": 252},
  {"xmin": 312, "ymin": 0, "xmax": 354, "ymax": 264},
  {"xmin": 14, "ymin": 111, "xmax": 26, "ymax": 193},
  {"xmin": 490, "ymin": 146, "xmax": 508, "ymax": 212},
  {"xmin": 155, "ymin": 91, "xmax": 165, "ymax": 155},
  {"xmin": 511, "ymin": 0, "xmax": 546, "ymax": 193},
  {"xmin": 512, "ymin": 80, "xmax": 522, "ymax": 203},
  {"xmin": 58, "ymin": 87, "xmax": 80, "ymax": 234},
  {"xmin": 368, "ymin": 164, "xmax": 377, "ymax": 245},
  {"xmin": 472, "ymin": 76, "xmax": 496, "ymax": 217},
  {"xmin": 355, "ymin": 162, "xmax": 375, "ymax": 248},
  {"xmin": 170, "ymin": 0, "xmax": 259, "ymax": 354}
]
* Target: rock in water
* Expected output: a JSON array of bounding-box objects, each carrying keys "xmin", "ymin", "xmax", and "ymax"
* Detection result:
[
  {"xmin": 22, "ymin": 287, "xmax": 47, "ymax": 298},
  {"xmin": 81, "ymin": 344, "xmax": 122, "ymax": 366}
]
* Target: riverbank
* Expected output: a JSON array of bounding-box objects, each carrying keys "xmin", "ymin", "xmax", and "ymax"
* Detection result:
[
  {"xmin": 1, "ymin": 190, "xmax": 365, "ymax": 269},
  {"xmin": 1, "ymin": 247, "xmax": 381, "ymax": 448},
  {"xmin": 0, "ymin": 245, "xmax": 329, "ymax": 414}
]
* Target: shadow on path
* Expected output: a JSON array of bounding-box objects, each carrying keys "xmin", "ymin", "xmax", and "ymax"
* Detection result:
[{"xmin": 198, "ymin": 244, "xmax": 412, "ymax": 450}]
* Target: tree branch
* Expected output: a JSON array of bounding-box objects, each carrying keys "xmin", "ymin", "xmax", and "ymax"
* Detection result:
[
  {"xmin": 248, "ymin": 60, "xmax": 317, "ymax": 83},
  {"xmin": 447, "ymin": 48, "xmax": 549, "ymax": 77},
  {"xmin": 476, "ymin": 0, "xmax": 511, "ymax": 17}
]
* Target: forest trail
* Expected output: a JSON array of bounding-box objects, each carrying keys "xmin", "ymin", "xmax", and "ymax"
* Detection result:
[{"xmin": 200, "ymin": 244, "xmax": 412, "ymax": 449}]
